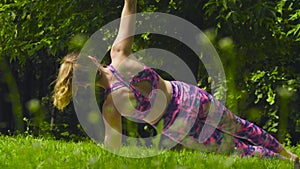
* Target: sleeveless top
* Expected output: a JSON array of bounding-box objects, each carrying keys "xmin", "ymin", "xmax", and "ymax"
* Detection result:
[{"xmin": 103, "ymin": 64, "xmax": 160, "ymax": 120}]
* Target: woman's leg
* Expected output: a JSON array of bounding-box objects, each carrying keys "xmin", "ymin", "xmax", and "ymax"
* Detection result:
[
  {"xmin": 182, "ymin": 128, "xmax": 285, "ymax": 159},
  {"xmin": 198, "ymin": 90, "xmax": 282, "ymax": 152},
  {"xmin": 198, "ymin": 90, "xmax": 298, "ymax": 161},
  {"xmin": 233, "ymin": 137, "xmax": 286, "ymax": 159},
  {"xmin": 220, "ymin": 110, "xmax": 283, "ymax": 153}
]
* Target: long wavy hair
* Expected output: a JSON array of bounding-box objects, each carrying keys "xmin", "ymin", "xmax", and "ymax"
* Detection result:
[{"xmin": 53, "ymin": 53, "xmax": 79, "ymax": 110}]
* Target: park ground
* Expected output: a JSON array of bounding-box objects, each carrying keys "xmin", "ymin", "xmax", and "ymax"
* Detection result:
[{"xmin": 0, "ymin": 135, "xmax": 299, "ymax": 169}]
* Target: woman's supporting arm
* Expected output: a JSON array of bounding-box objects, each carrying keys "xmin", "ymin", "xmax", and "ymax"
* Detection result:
[
  {"xmin": 110, "ymin": 0, "xmax": 137, "ymax": 60},
  {"xmin": 102, "ymin": 100, "xmax": 122, "ymax": 151}
]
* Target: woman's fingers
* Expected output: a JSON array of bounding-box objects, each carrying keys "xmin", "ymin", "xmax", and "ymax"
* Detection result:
[{"xmin": 88, "ymin": 55, "xmax": 100, "ymax": 67}]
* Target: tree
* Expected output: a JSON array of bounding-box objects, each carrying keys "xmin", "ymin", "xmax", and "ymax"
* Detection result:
[{"xmin": 0, "ymin": 0, "xmax": 299, "ymax": 145}]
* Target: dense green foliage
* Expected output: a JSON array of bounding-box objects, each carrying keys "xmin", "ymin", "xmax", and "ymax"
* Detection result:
[
  {"xmin": 0, "ymin": 135, "xmax": 297, "ymax": 168},
  {"xmin": 0, "ymin": 0, "xmax": 299, "ymax": 145}
]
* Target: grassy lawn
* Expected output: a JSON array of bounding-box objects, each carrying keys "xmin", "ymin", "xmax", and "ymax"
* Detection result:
[{"xmin": 0, "ymin": 135, "xmax": 298, "ymax": 169}]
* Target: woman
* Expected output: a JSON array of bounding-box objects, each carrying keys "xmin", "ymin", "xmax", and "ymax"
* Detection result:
[{"xmin": 53, "ymin": 0, "xmax": 298, "ymax": 163}]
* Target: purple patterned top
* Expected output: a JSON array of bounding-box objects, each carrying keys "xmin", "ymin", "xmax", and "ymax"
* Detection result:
[{"xmin": 104, "ymin": 64, "xmax": 160, "ymax": 120}]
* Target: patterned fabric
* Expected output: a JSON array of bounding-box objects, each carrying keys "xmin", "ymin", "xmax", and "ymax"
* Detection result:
[
  {"xmin": 156, "ymin": 81, "xmax": 284, "ymax": 159},
  {"xmin": 104, "ymin": 64, "xmax": 160, "ymax": 120},
  {"xmin": 105, "ymin": 65, "xmax": 284, "ymax": 159}
]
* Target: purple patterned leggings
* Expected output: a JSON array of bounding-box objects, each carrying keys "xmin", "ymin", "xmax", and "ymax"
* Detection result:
[
  {"xmin": 187, "ymin": 87, "xmax": 284, "ymax": 158},
  {"xmin": 158, "ymin": 81, "xmax": 284, "ymax": 159}
]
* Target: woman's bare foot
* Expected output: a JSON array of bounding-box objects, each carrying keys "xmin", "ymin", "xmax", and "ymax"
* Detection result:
[
  {"xmin": 280, "ymin": 149, "xmax": 300, "ymax": 169},
  {"xmin": 279, "ymin": 148, "xmax": 298, "ymax": 162}
]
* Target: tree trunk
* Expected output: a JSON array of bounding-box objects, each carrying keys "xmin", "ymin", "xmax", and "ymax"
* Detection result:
[{"xmin": 0, "ymin": 57, "xmax": 24, "ymax": 132}]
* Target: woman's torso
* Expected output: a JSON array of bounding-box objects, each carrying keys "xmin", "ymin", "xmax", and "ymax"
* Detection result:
[{"xmin": 103, "ymin": 59, "xmax": 173, "ymax": 125}]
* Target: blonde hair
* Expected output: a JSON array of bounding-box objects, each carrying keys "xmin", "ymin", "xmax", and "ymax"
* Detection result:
[{"xmin": 53, "ymin": 53, "xmax": 78, "ymax": 111}]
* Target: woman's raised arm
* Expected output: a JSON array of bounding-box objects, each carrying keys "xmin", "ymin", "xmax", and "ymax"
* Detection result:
[{"xmin": 110, "ymin": 0, "xmax": 137, "ymax": 61}]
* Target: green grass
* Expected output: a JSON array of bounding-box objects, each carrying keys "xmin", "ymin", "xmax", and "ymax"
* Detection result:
[{"xmin": 0, "ymin": 135, "xmax": 298, "ymax": 169}]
